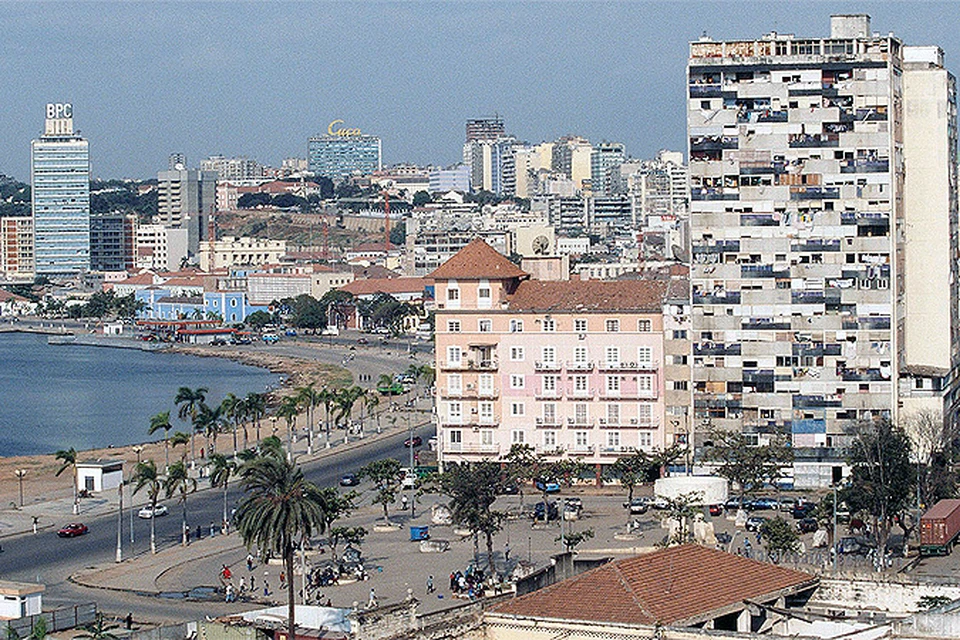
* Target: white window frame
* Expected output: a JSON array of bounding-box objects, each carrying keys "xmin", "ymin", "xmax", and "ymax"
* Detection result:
[
  {"xmin": 447, "ymin": 373, "xmax": 462, "ymax": 395},
  {"xmin": 574, "ymin": 346, "xmax": 588, "ymax": 364},
  {"xmin": 543, "ymin": 430, "xmax": 557, "ymax": 449},
  {"xmin": 638, "ymin": 319, "xmax": 652, "ymax": 332},
  {"xmin": 511, "ymin": 402, "xmax": 525, "ymax": 417},
  {"xmin": 447, "ymin": 401, "xmax": 463, "ymax": 424},
  {"xmin": 639, "ymin": 431, "xmax": 652, "ymax": 448},
  {"xmin": 606, "ymin": 375, "xmax": 621, "ymax": 396},
  {"xmin": 574, "ymin": 403, "xmax": 588, "ymax": 424},
  {"xmin": 606, "ymin": 403, "xmax": 620, "ymax": 424},
  {"xmin": 510, "ymin": 319, "xmax": 524, "ymax": 333},
  {"xmin": 449, "ymin": 429, "xmax": 462, "ymax": 450},
  {"xmin": 542, "ymin": 375, "xmax": 557, "ymax": 394},
  {"xmin": 605, "ymin": 346, "xmax": 620, "ymax": 367},
  {"xmin": 574, "ymin": 431, "xmax": 589, "ymax": 448},
  {"xmin": 638, "ymin": 346, "xmax": 653, "ymax": 366},
  {"xmin": 480, "ymin": 429, "xmax": 495, "ymax": 446},
  {"xmin": 510, "ymin": 374, "xmax": 525, "ymax": 389},
  {"xmin": 446, "ymin": 346, "xmax": 462, "ymax": 366},
  {"xmin": 478, "ymin": 319, "xmax": 493, "ymax": 333},
  {"xmin": 479, "ymin": 373, "xmax": 494, "ymax": 395},
  {"xmin": 574, "ymin": 318, "xmax": 588, "ymax": 333},
  {"xmin": 541, "ymin": 345, "xmax": 557, "ymax": 365},
  {"xmin": 510, "ymin": 346, "xmax": 525, "ymax": 361},
  {"xmin": 638, "ymin": 375, "xmax": 654, "ymax": 393},
  {"xmin": 574, "ymin": 375, "xmax": 588, "ymax": 394},
  {"xmin": 605, "ymin": 318, "xmax": 620, "ymax": 332},
  {"xmin": 607, "ymin": 430, "xmax": 621, "ymax": 449},
  {"xmin": 542, "ymin": 318, "xmax": 556, "ymax": 332},
  {"xmin": 542, "ymin": 402, "xmax": 556, "ymax": 423},
  {"xmin": 511, "ymin": 429, "xmax": 526, "ymax": 444},
  {"xmin": 479, "ymin": 401, "xmax": 494, "ymax": 423},
  {"xmin": 447, "ymin": 319, "xmax": 461, "ymax": 333}
]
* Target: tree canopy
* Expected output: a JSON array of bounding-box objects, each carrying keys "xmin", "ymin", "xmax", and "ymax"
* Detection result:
[{"xmin": 702, "ymin": 431, "xmax": 793, "ymax": 497}]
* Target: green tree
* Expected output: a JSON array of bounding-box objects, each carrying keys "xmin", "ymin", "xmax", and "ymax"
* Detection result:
[
  {"xmin": 662, "ymin": 492, "xmax": 703, "ymax": 546},
  {"xmin": 359, "ymin": 458, "xmax": 402, "ymax": 522},
  {"xmin": 6, "ymin": 622, "xmax": 19, "ymax": 640},
  {"xmin": 533, "ymin": 459, "xmax": 588, "ymax": 519},
  {"xmin": 194, "ymin": 402, "xmax": 225, "ymax": 456},
  {"xmin": 502, "ymin": 444, "xmax": 539, "ymax": 509},
  {"xmin": 702, "ymin": 431, "xmax": 793, "ymax": 499},
  {"xmin": 843, "ymin": 419, "xmax": 916, "ymax": 555},
  {"xmin": 277, "ymin": 395, "xmax": 300, "ymax": 460},
  {"xmin": 235, "ymin": 456, "xmax": 329, "ymax": 640},
  {"xmin": 131, "ymin": 460, "xmax": 163, "ymax": 554},
  {"xmin": 75, "ymin": 612, "xmax": 119, "ymax": 640},
  {"xmin": 175, "ymin": 386, "xmax": 208, "ymax": 463},
  {"xmin": 29, "ymin": 617, "xmax": 46, "ymax": 640},
  {"xmin": 295, "ymin": 384, "xmax": 319, "ymax": 452},
  {"xmin": 283, "ymin": 294, "xmax": 327, "ymax": 330},
  {"xmin": 246, "ymin": 310, "xmax": 273, "ymax": 332},
  {"xmin": 411, "ymin": 191, "xmax": 432, "ymax": 207},
  {"xmin": 220, "ymin": 393, "xmax": 246, "ymax": 455},
  {"xmin": 437, "ymin": 461, "xmax": 507, "ymax": 576},
  {"xmin": 245, "ymin": 392, "xmax": 267, "ymax": 443},
  {"xmin": 169, "ymin": 431, "xmax": 191, "ymax": 463},
  {"xmin": 210, "ymin": 453, "xmax": 238, "ymax": 532},
  {"xmin": 55, "ymin": 447, "xmax": 79, "ymax": 515},
  {"xmin": 608, "ymin": 452, "xmax": 648, "ymax": 506},
  {"xmin": 327, "ymin": 525, "xmax": 366, "ymax": 561},
  {"xmin": 761, "ymin": 516, "xmax": 800, "ymax": 562},
  {"xmin": 556, "ymin": 528, "xmax": 595, "ymax": 553},
  {"xmin": 237, "ymin": 192, "xmax": 272, "ymax": 208},
  {"xmin": 148, "ymin": 410, "xmax": 174, "ymax": 471},
  {"xmin": 164, "ymin": 460, "xmax": 198, "ymax": 546}
]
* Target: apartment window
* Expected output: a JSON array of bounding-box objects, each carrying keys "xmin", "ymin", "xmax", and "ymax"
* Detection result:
[
  {"xmin": 638, "ymin": 403, "xmax": 652, "ymax": 422},
  {"xmin": 449, "ymin": 429, "xmax": 462, "ymax": 448},
  {"xmin": 511, "ymin": 430, "xmax": 526, "ymax": 444},
  {"xmin": 510, "ymin": 402, "xmax": 525, "ymax": 416},
  {"xmin": 446, "ymin": 320, "xmax": 461, "ymax": 333},
  {"xmin": 543, "ymin": 430, "xmax": 557, "ymax": 449},
  {"xmin": 541, "ymin": 346, "xmax": 557, "ymax": 365},
  {"xmin": 446, "ymin": 346, "xmax": 462, "ymax": 366},
  {"xmin": 607, "ymin": 431, "xmax": 621, "ymax": 449},
  {"xmin": 542, "ymin": 318, "xmax": 556, "ymax": 332},
  {"xmin": 542, "ymin": 375, "xmax": 558, "ymax": 394},
  {"xmin": 638, "ymin": 375, "xmax": 654, "ymax": 393},
  {"xmin": 479, "ymin": 374, "xmax": 494, "ymax": 395},
  {"xmin": 447, "ymin": 401, "xmax": 462, "ymax": 423},
  {"xmin": 574, "ymin": 318, "xmax": 588, "ymax": 333},
  {"xmin": 478, "ymin": 286, "xmax": 491, "ymax": 300},
  {"xmin": 543, "ymin": 402, "xmax": 556, "ymax": 424},
  {"xmin": 574, "ymin": 375, "xmax": 589, "ymax": 393},
  {"xmin": 672, "ymin": 330, "xmax": 688, "ymax": 339},
  {"xmin": 447, "ymin": 288, "xmax": 460, "ymax": 301},
  {"xmin": 447, "ymin": 373, "xmax": 462, "ymax": 395},
  {"xmin": 605, "ymin": 346, "xmax": 620, "ymax": 367},
  {"xmin": 510, "ymin": 346, "xmax": 525, "ymax": 361},
  {"xmin": 639, "ymin": 431, "xmax": 652, "ymax": 448},
  {"xmin": 574, "ymin": 346, "xmax": 588, "ymax": 364},
  {"xmin": 607, "ymin": 403, "xmax": 621, "ymax": 424},
  {"xmin": 510, "ymin": 374, "xmax": 525, "ymax": 389},
  {"xmin": 478, "ymin": 319, "xmax": 492, "ymax": 333},
  {"xmin": 481, "ymin": 429, "xmax": 494, "ymax": 446},
  {"xmin": 638, "ymin": 319, "xmax": 652, "ymax": 332},
  {"xmin": 606, "ymin": 375, "xmax": 621, "ymax": 395},
  {"xmin": 575, "ymin": 403, "xmax": 588, "ymax": 424},
  {"xmin": 638, "ymin": 346, "xmax": 653, "ymax": 366},
  {"xmin": 605, "ymin": 319, "xmax": 620, "ymax": 332},
  {"xmin": 510, "ymin": 319, "xmax": 524, "ymax": 333},
  {"xmin": 575, "ymin": 431, "xmax": 589, "ymax": 448},
  {"xmin": 479, "ymin": 402, "xmax": 494, "ymax": 422}
]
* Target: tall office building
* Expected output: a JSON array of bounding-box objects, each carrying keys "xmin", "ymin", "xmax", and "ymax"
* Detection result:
[
  {"xmin": 465, "ymin": 115, "xmax": 505, "ymax": 143},
  {"xmin": 307, "ymin": 126, "xmax": 382, "ymax": 180},
  {"xmin": 90, "ymin": 212, "xmax": 137, "ymax": 272},
  {"xmin": 157, "ymin": 155, "xmax": 217, "ymax": 256},
  {"xmin": 590, "ymin": 142, "xmax": 625, "ymax": 196},
  {"xmin": 687, "ymin": 15, "xmax": 958, "ymax": 480},
  {"xmin": 200, "ymin": 155, "xmax": 266, "ymax": 181},
  {"xmin": 31, "ymin": 103, "xmax": 90, "ymax": 276}
]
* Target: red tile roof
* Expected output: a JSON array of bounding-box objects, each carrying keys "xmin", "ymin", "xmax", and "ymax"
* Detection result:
[
  {"xmin": 0, "ymin": 289, "xmax": 29, "ymax": 303},
  {"xmin": 339, "ymin": 277, "xmax": 430, "ymax": 297},
  {"xmin": 492, "ymin": 545, "xmax": 817, "ymax": 626},
  {"xmin": 506, "ymin": 279, "xmax": 668, "ymax": 313},
  {"xmin": 428, "ymin": 238, "xmax": 528, "ymax": 280}
]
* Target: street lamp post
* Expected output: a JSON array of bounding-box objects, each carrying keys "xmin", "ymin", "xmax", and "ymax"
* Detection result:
[
  {"xmin": 116, "ymin": 481, "xmax": 123, "ymax": 563},
  {"xmin": 131, "ymin": 447, "xmax": 143, "ymax": 546},
  {"xmin": 407, "ymin": 415, "xmax": 415, "ymax": 519},
  {"xmin": 14, "ymin": 469, "xmax": 26, "ymax": 507}
]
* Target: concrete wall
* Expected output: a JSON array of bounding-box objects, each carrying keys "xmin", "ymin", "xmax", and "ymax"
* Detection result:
[{"xmin": 812, "ymin": 577, "xmax": 960, "ymax": 614}]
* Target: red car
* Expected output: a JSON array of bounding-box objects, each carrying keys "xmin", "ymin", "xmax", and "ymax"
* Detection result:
[
  {"xmin": 57, "ymin": 523, "xmax": 88, "ymax": 538},
  {"xmin": 404, "ymin": 436, "xmax": 422, "ymax": 448},
  {"xmin": 708, "ymin": 504, "xmax": 723, "ymax": 517}
]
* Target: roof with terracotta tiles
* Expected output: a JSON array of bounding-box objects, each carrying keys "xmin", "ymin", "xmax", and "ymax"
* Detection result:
[
  {"xmin": 340, "ymin": 277, "xmax": 431, "ymax": 297},
  {"xmin": 506, "ymin": 279, "xmax": 668, "ymax": 312},
  {"xmin": 0, "ymin": 289, "xmax": 29, "ymax": 303},
  {"xmin": 491, "ymin": 545, "xmax": 817, "ymax": 626},
  {"xmin": 428, "ymin": 238, "xmax": 527, "ymax": 281}
]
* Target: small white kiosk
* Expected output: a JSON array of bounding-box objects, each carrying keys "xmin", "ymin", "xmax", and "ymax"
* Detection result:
[
  {"xmin": 0, "ymin": 580, "xmax": 44, "ymax": 619},
  {"xmin": 76, "ymin": 460, "xmax": 123, "ymax": 494}
]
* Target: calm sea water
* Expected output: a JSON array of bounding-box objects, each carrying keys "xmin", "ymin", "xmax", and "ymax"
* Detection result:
[{"xmin": 0, "ymin": 333, "xmax": 282, "ymax": 456}]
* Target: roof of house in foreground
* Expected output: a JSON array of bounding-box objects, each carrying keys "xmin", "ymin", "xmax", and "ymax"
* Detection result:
[
  {"xmin": 506, "ymin": 279, "xmax": 669, "ymax": 313},
  {"xmin": 428, "ymin": 238, "xmax": 528, "ymax": 281},
  {"xmin": 491, "ymin": 545, "xmax": 817, "ymax": 627}
]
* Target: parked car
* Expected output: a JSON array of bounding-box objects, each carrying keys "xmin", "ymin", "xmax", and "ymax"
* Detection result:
[
  {"xmin": 357, "ymin": 337, "xmax": 369, "ymax": 345},
  {"xmin": 750, "ymin": 497, "xmax": 779, "ymax": 511},
  {"xmin": 534, "ymin": 479, "xmax": 561, "ymax": 494},
  {"xmin": 716, "ymin": 531, "xmax": 733, "ymax": 545},
  {"xmin": 725, "ymin": 497, "xmax": 746, "ymax": 511},
  {"xmin": 339, "ymin": 473, "xmax": 360, "ymax": 487},
  {"xmin": 404, "ymin": 436, "xmax": 423, "ymax": 448},
  {"xmin": 837, "ymin": 536, "xmax": 876, "ymax": 556},
  {"xmin": 627, "ymin": 498, "xmax": 649, "ymax": 515},
  {"xmin": 745, "ymin": 516, "xmax": 768, "ymax": 533},
  {"xmin": 235, "ymin": 337, "xmax": 253, "ymax": 345},
  {"xmin": 650, "ymin": 496, "xmax": 670, "ymax": 510},
  {"xmin": 797, "ymin": 517, "xmax": 819, "ymax": 534},
  {"xmin": 792, "ymin": 502, "xmax": 817, "ymax": 519},
  {"xmin": 57, "ymin": 523, "xmax": 88, "ymax": 537},
  {"xmin": 500, "ymin": 482, "xmax": 520, "ymax": 495},
  {"xmin": 708, "ymin": 504, "xmax": 723, "ymax": 517},
  {"xmin": 262, "ymin": 333, "xmax": 280, "ymax": 344},
  {"xmin": 137, "ymin": 505, "xmax": 168, "ymax": 519},
  {"xmin": 533, "ymin": 501, "xmax": 559, "ymax": 521},
  {"xmin": 284, "ymin": 329, "xmax": 297, "ymax": 337},
  {"xmin": 779, "ymin": 497, "xmax": 801, "ymax": 512},
  {"xmin": 210, "ymin": 338, "xmax": 228, "ymax": 346}
]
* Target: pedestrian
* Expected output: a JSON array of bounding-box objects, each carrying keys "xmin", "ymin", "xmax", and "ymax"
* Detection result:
[
  {"xmin": 368, "ymin": 587, "xmax": 377, "ymax": 608},
  {"xmin": 401, "ymin": 495, "xmax": 409, "ymax": 510},
  {"xmin": 246, "ymin": 553, "xmax": 254, "ymax": 571},
  {"xmin": 426, "ymin": 575, "xmax": 434, "ymax": 594},
  {"xmin": 449, "ymin": 572, "xmax": 456, "ymax": 591},
  {"xmin": 211, "ymin": 522, "xmax": 217, "ymax": 537},
  {"xmin": 239, "ymin": 576, "xmax": 246, "ymax": 593},
  {"xmin": 250, "ymin": 575, "xmax": 256, "ymax": 591},
  {"xmin": 222, "ymin": 564, "xmax": 232, "ymax": 581},
  {"xmin": 504, "ymin": 542, "xmax": 510, "ymax": 562},
  {"xmin": 196, "ymin": 525, "xmax": 202, "ymax": 540},
  {"xmin": 280, "ymin": 571, "xmax": 287, "ymax": 589},
  {"xmin": 263, "ymin": 583, "xmax": 269, "ymax": 597}
]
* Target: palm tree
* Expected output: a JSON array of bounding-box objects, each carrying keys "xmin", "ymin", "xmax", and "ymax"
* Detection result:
[
  {"xmin": 296, "ymin": 384, "xmax": 318, "ymax": 454},
  {"xmin": 235, "ymin": 456, "xmax": 329, "ymax": 640},
  {"xmin": 277, "ymin": 396, "xmax": 300, "ymax": 461},
  {"xmin": 364, "ymin": 392, "xmax": 381, "ymax": 434},
  {"xmin": 194, "ymin": 402, "xmax": 224, "ymax": 457},
  {"xmin": 170, "ymin": 431, "xmax": 191, "ymax": 463},
  {"xmin": 245, "ymin": 392, "xmax": 267, "ymax": 443},
  {"xmin": 164, "ymin": 460, "xmax": 197, "ymax": 546},
  {"xmin": 131, "ymin": 460, "xmax": 163, "ymax": 554},
  {"xmin": 210, "ymin": 453, "xmax": 238, "ymax": 532},
  {"xmin": 55, "ymin": 448, "xmax": 79, "ymax": 515},
  {"xmin": 147, "ymin": 411, "xmax": 174, "ymax": 471},
  {"xmin": 220, "ymin": 394, "xmax": 243, "ymax": 456},
  {"xmin": 317, "ymin": 387, "xmax": 336, "ymax": 447},
  {"xmin": 335, "ymin": 386, "xmax": 364, "ymax": 438},
  {"xmin": 175, "ymin": 386, "xmax": 208, "ymax": 463}
]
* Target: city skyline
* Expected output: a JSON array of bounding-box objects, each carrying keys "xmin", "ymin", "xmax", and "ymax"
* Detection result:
[{"xmin": 4, "ymin": 2, "xmax": 960, "ymax": 179}]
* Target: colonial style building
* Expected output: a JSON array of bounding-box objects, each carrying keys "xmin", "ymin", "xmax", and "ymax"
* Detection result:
[{"xmin": 432, "ymin": 239, "xmax": 673, "ymax": 474}]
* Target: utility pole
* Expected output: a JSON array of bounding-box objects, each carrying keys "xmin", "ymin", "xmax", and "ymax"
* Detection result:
[
  {"xmin": 407, "ymin": 415, "xmax": 416, "ymax": 519},
  {"xmin": 116, "ymin": 482, "xmax": 123, "ymax": 563}
]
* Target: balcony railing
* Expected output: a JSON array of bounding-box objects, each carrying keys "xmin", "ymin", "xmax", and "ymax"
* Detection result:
[
  {"xmin": 447, "ymin": 443, "xmax": 501, "ymax": 455},
  {"xmin": 569, "ymin": 445, "xmax": 595, "ymax": 456},
  {"xmin": 535, "ymin": 389, "xmax": 563, "ymax": 400},
  {"xmin": 565, "ymin": 417, "xmax": 595, "ymax": 428},
  {"xmin": 597, "ymin": 361, "xmax": 657, "ymax": 372},
  {"xmin": 569, "ymin": 388, "xmax": 598, "ymax": 399},
  {"xmin": 534, "ymin": 361, "xmax": 562, "ymax": 372},
  {"xmin": 535, "ymin": 416, "xmax": 562, "ymax": 427},
  {"xmin": 566, "ymin": 361, "xmax": 594, "ymax": 372}
]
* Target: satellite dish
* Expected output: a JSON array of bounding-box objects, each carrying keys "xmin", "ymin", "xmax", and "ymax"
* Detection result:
[
  {"xmin": 532, "ymin": 235, "xmax": 550, "ymax": 255},
  {"xmin": 671, "ymin": 244, "xmax": 687, "ymax": 262}
]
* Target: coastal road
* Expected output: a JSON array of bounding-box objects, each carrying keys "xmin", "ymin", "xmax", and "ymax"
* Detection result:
[{"xmin": 0, "ymin": 421, "xmax": 434, "ymax": 615}]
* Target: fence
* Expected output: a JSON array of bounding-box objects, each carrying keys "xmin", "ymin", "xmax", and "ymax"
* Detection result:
[
  {"xmin": 6, "ymin": 603, "xmax": 97, "ymax": 636},
  {"xmin": 128, "ymin": 621, "xmax": 197, "ymax": 640}
]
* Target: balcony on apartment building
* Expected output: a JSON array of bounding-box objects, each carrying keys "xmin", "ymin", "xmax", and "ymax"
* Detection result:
[
  {"xmin": 535, "ymin": 416, "xmax": 563, "ymax": 428},
  {"xmin": 598, "ymin": 416, "xmax": 660, "ymax": 429},
  {"xmin": 565, "ymin": 416, "xmax": 595, "ymax": 428},
  {"xmin": 534, "ymin": 360, "xmax": 563, "ymax": 372},
  {"xmin": 441, "ymin": 358, "xmax": 500, "ymax": 371},
  {"xmin": 566, "ymin": 360, "xmax": 595, "ymax": 372},
  {"xmin": 440, "ymin": 385, "xmax": 499, "ymax": 399},
  {"xmin": 445, "ymin": 442, "xmax": 501, "ymax": 455},
  {"xmin": 597, "ymin": 361, "xmax": 657, "ymax": 373},
  {"xmin": 535, "ymin": 388, "xmax": 564, "ymax": 400},
  {"xmin": 598, "ymin": 387, "xmax": 659, "ymax": 400}
]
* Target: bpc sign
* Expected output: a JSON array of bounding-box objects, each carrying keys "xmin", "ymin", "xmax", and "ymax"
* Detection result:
[{"xmin": 46, "ymin": 103, "xmax": 73, "ymax": 119}]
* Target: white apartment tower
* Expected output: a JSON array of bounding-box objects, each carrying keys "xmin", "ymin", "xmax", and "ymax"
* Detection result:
[{"xmin": 687, "ymin": 15, "xmax": 958, "ymax": 465}]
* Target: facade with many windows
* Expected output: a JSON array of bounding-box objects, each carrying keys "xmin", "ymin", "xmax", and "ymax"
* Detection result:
[{"xmin": 433, "ymin": 238, "xmax": 670, "ymax": 473}]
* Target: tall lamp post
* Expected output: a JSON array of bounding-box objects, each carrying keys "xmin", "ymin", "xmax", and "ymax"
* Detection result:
[
  {"xmin": 116, "ymin": 480, "xmax": 123, "ymax": 563},
  {"xmin": 14, "ymin": 469, "xmax": 26, "ymax": 507},
  {"xmin": 407, "ymin": 415, "xmax": 416, "ymax": 519},
  {"xmin": 131, "ymin": 446, "xmax": 143, "ymax": 546}
]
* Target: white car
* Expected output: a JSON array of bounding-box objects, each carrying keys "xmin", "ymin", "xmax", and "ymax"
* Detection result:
[{"xmin": 138, "ymin": 505, "xmax": 168, "ymax": 519}]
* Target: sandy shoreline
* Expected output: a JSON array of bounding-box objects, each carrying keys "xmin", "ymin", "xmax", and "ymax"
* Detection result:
[{"xmin": 0, "ymin": 341, "xmax": 353, "ymax": 511}]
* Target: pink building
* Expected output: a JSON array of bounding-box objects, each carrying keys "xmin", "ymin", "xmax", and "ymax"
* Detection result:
[{"xmin": 432, "ymin": 239, "xmax": 672, "ymax": 476}]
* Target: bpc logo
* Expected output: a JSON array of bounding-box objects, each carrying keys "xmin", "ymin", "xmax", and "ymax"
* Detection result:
[{"xmin": 46, "ymin": 103, "xmax": 73, "ymax": 119}]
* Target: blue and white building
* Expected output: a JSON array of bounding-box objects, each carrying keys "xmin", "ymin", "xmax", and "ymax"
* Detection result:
[
  {"xmin": 308, "ymin": 123, "xmax": 381, "ymax": 180},
  {"xmin": 31, "ymin": 103, "xmax": 90, "ymax": 276}
]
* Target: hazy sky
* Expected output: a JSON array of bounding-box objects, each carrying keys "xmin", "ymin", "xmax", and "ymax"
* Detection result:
[{"xmin": 3, "ymin": 1, "xmax": 960, "ymax": 180}]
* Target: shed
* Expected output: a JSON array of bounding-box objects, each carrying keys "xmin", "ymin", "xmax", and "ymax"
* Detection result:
[
  {"xmin": 102, "ymin": 321, "xmax": 124, "ymax": 335},
  {"xmin": 0, "ymin": 580, "xmax": 44, "ymax": 620},
  {"xmin": 76, "ymin": 460, "xmax": 123, "ymax": 493}
]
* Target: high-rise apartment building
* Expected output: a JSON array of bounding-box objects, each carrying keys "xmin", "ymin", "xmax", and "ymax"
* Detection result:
[
  {"xmin": 551, "ymin": 136, "xmax": 593, "ymax": 192},
  {"xmin": 590, "ymin": 142, "xmax": 625, "ymax": 196},
  {"xmin": 200, "ymin": 156, "xmax": 266, "ymax": 182},
  {"xmin": 466, "ymin": 115, "xmax": 505, "ymax": 143},
  {"xmin": 31, "ymin": 103, "xmax": 90, "ymax": 276},
  {"xmin": 157, "ymin": 155, "xmax": 217, "ymax": 256},
  {"xmin": 687, "ymin": 15, "xmax": 958, "ymax": 479},
  {"xmin": 0, "ymin": 217, "xmax": 34, "ymax": 281},
  {"xmin": 89, "ymin": 212, "xmax": 137, "ymax": 272},
  {"xmin": 308, "ymin": 124, "xmax": 382, "ymax": 180}
]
